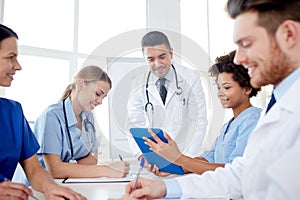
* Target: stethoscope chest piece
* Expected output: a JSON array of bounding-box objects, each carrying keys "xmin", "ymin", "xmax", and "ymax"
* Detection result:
[{"xmin": 69, "ymin": 159, "xmax": 77, "ymax": 164}]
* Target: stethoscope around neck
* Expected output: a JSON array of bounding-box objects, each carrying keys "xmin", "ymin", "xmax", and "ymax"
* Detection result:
[
  {"xmin": 144, "ymin": 64, "xmax": 182, "ymax": 113},
  {"xmin": 62, "ymin": 98, "xmax": 95, "ymax": 164}
]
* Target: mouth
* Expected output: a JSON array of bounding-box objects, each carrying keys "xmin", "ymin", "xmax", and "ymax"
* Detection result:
[
  {"xmin": 7, "ymin": 73, "xmax": 15, "ymax": 80},
  {"xmin": 90, "ymin": 103, "xmax": 96, "ymax": 109},
  {"xmin": 153, "ymin": 65, "xmax": 166, "ymax": 72},
  {"xmin": 219, "ymin": 99, "xmax": 229, "ymax": 105},
  {"xmin": 244, "ymin": 64, "xmax": 256, "ymax": 77}
]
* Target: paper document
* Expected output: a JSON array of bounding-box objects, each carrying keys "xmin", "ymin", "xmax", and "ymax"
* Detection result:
[{"xmin": 62, "ymin": 175, "xmax": 132, "ymax": 183}]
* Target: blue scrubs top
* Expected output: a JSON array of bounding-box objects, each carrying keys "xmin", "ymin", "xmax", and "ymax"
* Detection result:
[
  {"xmin": 34, "ymin": 97, "xmax": 98, "ymax": 167},
  {"xmin": 202, "ymin": 106, "xmax": 262, "ymax": 163},
  {"xmin": 0, "ymin": 98, "xmax": 39, "ymax": 181}
]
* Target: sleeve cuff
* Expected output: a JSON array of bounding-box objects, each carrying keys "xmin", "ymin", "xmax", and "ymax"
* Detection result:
[
  {"xmin": 0, "ymin": 174, "xmax": 8, "ymax": 182},
  {"xmin": 163, "ymin": 179, "xmax": 182, "ymax": 199}
]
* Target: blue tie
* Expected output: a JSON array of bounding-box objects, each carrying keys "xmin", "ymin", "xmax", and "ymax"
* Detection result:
[{"xmin": 266, "ymin": 92, "xmax": 276, "ymax": 113}]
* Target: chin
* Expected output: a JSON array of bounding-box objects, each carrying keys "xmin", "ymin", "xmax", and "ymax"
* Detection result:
[{"xmin": 0, "ymin": 82, "xmax": 11, "ymax": 87}]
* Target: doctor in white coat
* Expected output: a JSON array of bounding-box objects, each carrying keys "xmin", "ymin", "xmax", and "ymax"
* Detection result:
[
  {"xmin": 126, "ymin": 31, "xmax": 208, "ymax": 160},
  {"xmin": 119, "ymin": 0, "xmax": 300, "ymax": 199}
]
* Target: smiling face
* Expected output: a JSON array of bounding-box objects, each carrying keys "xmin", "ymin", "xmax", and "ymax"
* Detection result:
[
  {"xmin": 77, "ymin": 80, "xmax": 111, "ymax": 112},
  {"xmin": 217, "ymin": 72, "xmax": 250, "ymax": 110},
  {"xmin": 0, "ymin": 37, "xmax": 21, "ymax": 87},
  {"xmin": 144, "ymin": 44, "xmax": 173, "ymax": 78},
  {"xmin": 233, "ymin": 11, "xmax": 291, "ymax": 88}
]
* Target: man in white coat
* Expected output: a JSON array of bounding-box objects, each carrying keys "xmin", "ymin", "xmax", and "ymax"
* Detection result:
[
  {"xmin": 120, "ymin": 0, "xmax": 300, "ymax": 199},
  {"xmin": 126, "ymin": 31, "xmax": 208, "ymax": 161}
]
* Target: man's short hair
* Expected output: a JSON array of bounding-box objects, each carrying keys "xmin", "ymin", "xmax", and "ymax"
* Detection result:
[{"xmin": 141, "ymin": 31, "xmax": 171, "ymax": 52}]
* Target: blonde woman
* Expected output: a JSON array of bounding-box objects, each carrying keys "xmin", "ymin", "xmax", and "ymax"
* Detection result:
[{"xmin": 34, "ymin": 66, "xmax": 130, "ymax": 178}]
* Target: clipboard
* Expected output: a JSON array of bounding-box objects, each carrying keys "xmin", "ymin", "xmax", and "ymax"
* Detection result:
[
  {"xmin": 62, "ymin": 176, "xmax": 132, "ymax": 184},
  {"xmin": 130, "ymin": 128, "xmax": 184, "ymax": 175}
]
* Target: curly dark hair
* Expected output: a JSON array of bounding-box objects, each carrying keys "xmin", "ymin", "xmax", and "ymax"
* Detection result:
[{"xmin": 209, "ymin": 50, "xmax": 260, "ymax": 98}]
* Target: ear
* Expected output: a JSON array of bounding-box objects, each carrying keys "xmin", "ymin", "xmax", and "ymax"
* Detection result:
[
  {"xmin": 76, "ymin": 78, "xmax": 85, "ymax": 90},
  {"xmin": 276, "ymin": 20, "xmax": 299, "ymax": 49},
  {"xmin": 244, "ymin": 87, "xmax": 252, "ymax": 96},
  {"xmin": 169, "ymin": 48, "xmax": 174, "ymax": 59}
]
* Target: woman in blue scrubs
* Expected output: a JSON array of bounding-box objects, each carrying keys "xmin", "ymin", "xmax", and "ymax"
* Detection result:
[
  {"xmin": 145, "ymin": 50, "xmax": 262, "ymax": 175},
  {"xmin": 0, "ymin": 24, "xmax": 85, "ymax": 199},
  {"xmin": 33, "ymin": 66, "xmax": 130, "ymax": 178}
]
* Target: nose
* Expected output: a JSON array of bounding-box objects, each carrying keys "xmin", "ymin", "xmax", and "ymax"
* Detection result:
[
  {"xmin": 153, "ymin": 59, "xmax": 162, "ymax": 67},
  {"xmin": 13, "ymin": 59, "xmax": 22, "ymax": 71},
  {"xmin": 234, "ymin": 48, "xmax": 247, "ymax": 65},
  {"xmin": 95, "ymin": 96, "xmax": 103, "ymax": 106},
  {"xmin": 217, "ymin": 88, "xmax": 225, "ymax": 98}
]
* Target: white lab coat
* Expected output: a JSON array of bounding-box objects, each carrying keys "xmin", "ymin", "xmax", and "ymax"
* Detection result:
[
  {"xmin": 175, "ymin": 76, "xmax": 300, "ymax": 199},
  {"xmin": 126, "ymin": 65, "xmax": 208, "ymax": 158}
]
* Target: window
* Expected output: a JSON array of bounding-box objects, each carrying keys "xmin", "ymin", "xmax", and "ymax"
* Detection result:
[{"xmin": 1, "ymin": 0, "xmax": 146, "ymax": 125}]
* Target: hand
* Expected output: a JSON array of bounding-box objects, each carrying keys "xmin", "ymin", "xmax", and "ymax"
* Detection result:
[
  {"xmin": 0, "ymin": 181, "xmax": 33, "ymax": 199},
  {"xmin": 147, "ymin": 164, "xmax": 171, "ymax": 177},
  {"xmin": 137, "ymin": 155, "xmax": 148, "ymax": 168},
  {"xmin": 124, "ymin": 178, "xmax": 166, "ymax": 199},
  {"xmin": 144, "ymin": 129, "xmax": 182, "ymax": 163},
  {"xmin": 43, "ymin": 182, "xmax": 86, "ymax": 200},
  {"xmin": 106, "ymin": 161, "xmax": 130, "ymax": 178}
]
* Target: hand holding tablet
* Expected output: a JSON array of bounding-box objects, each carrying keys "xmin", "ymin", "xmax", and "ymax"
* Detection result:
[{"xmin": 129, "ymin": 128, "xmax": 184, "ymax": 175}]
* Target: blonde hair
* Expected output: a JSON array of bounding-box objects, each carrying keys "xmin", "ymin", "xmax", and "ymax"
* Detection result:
[{"xmin": 61, "ymin": 65, "xmax": 112, "ymax": 100}]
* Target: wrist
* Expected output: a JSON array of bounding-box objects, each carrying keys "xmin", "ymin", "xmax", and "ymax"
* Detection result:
[
  {"xmin": 97, "ymin": 165, "xmax": 110, "ymax": 177},
  {"xmin": 174, "ymin": 154, "xmax": 184, "ymax": 165}
]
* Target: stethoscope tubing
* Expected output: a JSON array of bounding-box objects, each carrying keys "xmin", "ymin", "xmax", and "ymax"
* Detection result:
[
  {"xmin": 63, "ymin": 98, "xmax": 96, "ymax": 163},
  {"xmin": 144, "ymin": 64, "xmax": 182, "ymax": 113},
  {"xmin": 62, "ymin": 98, "xmax": 76, "ymax": 162}
]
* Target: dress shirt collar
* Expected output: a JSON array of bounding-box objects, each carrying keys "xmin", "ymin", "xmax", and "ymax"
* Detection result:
[{"xmin": 274, "ymin": 67, "xmax": 300, "ymax": 102}]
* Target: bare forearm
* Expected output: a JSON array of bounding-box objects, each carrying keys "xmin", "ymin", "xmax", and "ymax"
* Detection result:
[
  {"xmin": 175, "ymin": 155, "xmax": 225, "ymax": 175},
  {"xmin": 77, "ymin": 153, "xmax": 97, "ymax": 165},
  {"xmin": 46, "ymin": 162, "xmax": 110, "ymax": 178},
  {"xmin": 30, "ymin": 167, "xmax": 56, "ymax": 193},
  {"xmin": 22, "ymin": 156, "xmax": 56, "ymax": 193}
]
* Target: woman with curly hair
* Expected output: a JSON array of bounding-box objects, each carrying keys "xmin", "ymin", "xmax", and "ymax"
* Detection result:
[{"xmin": 145, "ymin": 50, "xmax": 262, "ymax": 175}]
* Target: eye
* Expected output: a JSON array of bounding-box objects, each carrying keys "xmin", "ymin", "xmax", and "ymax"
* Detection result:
[
  {"xmin": 159, "ymin": 55, "xmax": 166, "ymax": 59},
  {"xmin": 241, "ymin": 41, "xmax": 251, "ymax": 48},
  {"xmin": 147, "ymin": 58, "xmax": 154, "ymax": 62},
  {"xmin": 7, "ymin": 56, "xmax": 15, "ymax": 60},
  {"xmin": 96, "ymin": 91, "xmax": 102, "ymax": 97}
]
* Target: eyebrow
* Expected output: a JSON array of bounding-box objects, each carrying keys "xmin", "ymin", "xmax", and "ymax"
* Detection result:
[
  {"xmin": 8, "ymin": 52, "xmax": 18, "ymax": 57},
  {"xmin": 146, "ymin": 52, "xmax": 167, "ymax": 59},
  {"xmin": 97, "ymin": 89, "xmax": 104, "ymax": 94},
  {"xmin": 234, "ymin": 38, "xmax": 243, "ymax": 45},
  {"xmin": 222, "ymin": 82, "xmax": 232, "ymax": 86}
]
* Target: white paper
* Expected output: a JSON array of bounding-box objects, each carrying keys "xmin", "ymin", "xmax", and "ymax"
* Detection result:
[{"xmin": 62, "ymin": 175, "xmax": 132, "ymax": 183}]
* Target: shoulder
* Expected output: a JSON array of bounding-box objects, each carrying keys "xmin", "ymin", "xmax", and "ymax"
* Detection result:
[
  {"xmin": 37, "ymin": 101, "xmax": 63, "ymax": 120},
  {"xmin": 0, "ymin": 97, "xmax": 21, "ymax": 107},
  {"xmin": 175, "ymin": 65, "xmax": 200, "ymax": 76},
  {"xmin": 237, "ymin": 106, "xmax": 262, "ymax": 123},
  {"xmin": 175, "ymin": 65, "xmax": 203, "ymax": 85},
  {"xmin": 245, "ymin": 106, "xmax": 262, "ymax": 116},
  {"xmin": 0, "ymin": 98, "xmax": 22, "ymax": 111}
]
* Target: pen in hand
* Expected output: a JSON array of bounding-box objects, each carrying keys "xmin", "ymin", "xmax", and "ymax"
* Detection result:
[
  {"xmin": 133, "ymin": 157, "xmax": 145, "ymax": 191},
  {"xmin": 119, "ymin": 154, "xmax": 123, "ymax": 161},
  {"xmin": 0, "ymin": 175, "xmax": 39, "ymax": 200}
]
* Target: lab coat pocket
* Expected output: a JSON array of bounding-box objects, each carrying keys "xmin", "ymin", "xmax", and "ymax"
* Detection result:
[{"xmin": 173, "ymin": 98, "xmax": 187, "ymax": 125}]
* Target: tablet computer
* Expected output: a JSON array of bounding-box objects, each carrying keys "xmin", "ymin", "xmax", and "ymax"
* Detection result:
[{"xmin": 130, "ymin": 127, "xmax": 184, "ymax": 175}]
